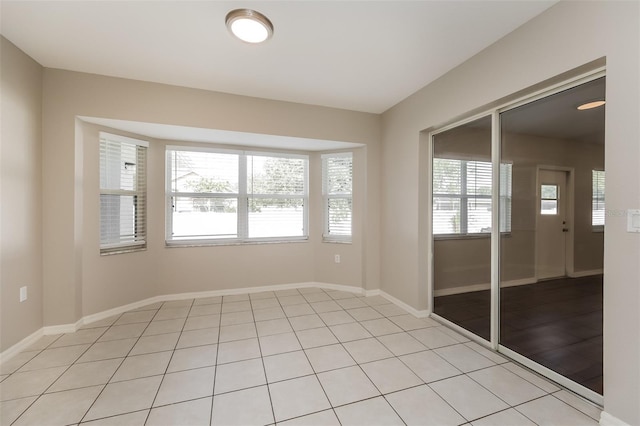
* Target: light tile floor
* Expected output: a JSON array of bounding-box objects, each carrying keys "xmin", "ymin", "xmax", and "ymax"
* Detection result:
[{"xmin": 0, "ymin": 287, "xmax": 601, "ymax": 425}]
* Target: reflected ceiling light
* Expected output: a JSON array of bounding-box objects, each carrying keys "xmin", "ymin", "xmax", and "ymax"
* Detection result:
[
  {"xmin": 577, "ymin": 100, "xmax": 606, "ymax": 110},
  {"xmin": 226, "ymin": 9, "xmax": 273, "ymax": 44}
]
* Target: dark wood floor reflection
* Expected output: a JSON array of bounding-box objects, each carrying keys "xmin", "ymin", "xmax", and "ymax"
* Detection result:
[{"xmin": 434, "ymin": 275, "xmax": 603, "ymax": 394}]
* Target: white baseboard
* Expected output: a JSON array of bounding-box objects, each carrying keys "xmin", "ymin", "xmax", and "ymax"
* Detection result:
[
  {"xmin": 0, "ymin": 281, "xmax": 433, "ymax": 366},
  {"xmin": 364, "ymin": 288, "xmax": 428, "ymax": 318},
  {"xmin": 0, "ymin": 281, "xmax": 372, "ymax": 365},
  {"xmin": 80, "ymin": 281, "xmax": 368, "ymax": 331},
  {"xmin": 600, "ymin": 411, "xmax": 631, "ymax": 426},
  {"xmin": 42, "ymin": 319, "xmax": 84, "ymax": 335},
  {"xmin": 363, "ymin": 289, "xmax": 382, "ymax": 297},
  {"xmin": 568, "ymin": 269, "xmax": 603, "ymax": 278},
  {"xmin": 0, "ymin": 328, "xmax": 43, "ymax": 364},
  {"xmin": 433, "ymin": 277, "xmax": 537, "ymax": 297},
  {"xmin": 151, "ymin": 282, "xmax": 367, "ymax": 303},
  {"xmin": 378, "ymin": 290, "xmax": 429, "ymax": 318},
  {"xmin": 81, "ymin": 295, "xmax": 165, "ymax": 326}
]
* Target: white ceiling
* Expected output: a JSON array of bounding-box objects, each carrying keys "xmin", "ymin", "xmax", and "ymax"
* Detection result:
[{"xmin": 0, "ymin": 1, "xmax": 556, "ymax": 114}]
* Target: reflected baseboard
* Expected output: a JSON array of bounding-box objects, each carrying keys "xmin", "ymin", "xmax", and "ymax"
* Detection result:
[
  {"xmin": 434, "ymin": 270, "xmax": 604, "ymax": 297},
  {"xmin": 434, "ymin": 277, "xmax": 536, "ymax": 297},
  {"xmin": 568, "ymin": 269, "xmax": 603, "ymax": 278}
]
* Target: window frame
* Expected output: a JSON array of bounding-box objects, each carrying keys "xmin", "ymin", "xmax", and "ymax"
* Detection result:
[
  {"xmin": 99, "ymin": 132, "xmax": 149, "ymax": 255},
  {"xmin": 322, "ymin": 152, "xmax": 353, "ymax": 243},
  {"xmin": 165, "ymin": 145, "xmax": 309, "ymax": 246}
]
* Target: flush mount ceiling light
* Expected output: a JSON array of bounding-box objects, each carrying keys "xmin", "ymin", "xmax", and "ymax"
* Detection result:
[
  {"xmin": 577, "ymin": 100, "xmax": 606, "ymax": 110},
  {"xmin": 226, "ymin": 9, "xmax": 273, "ymax": 44}
]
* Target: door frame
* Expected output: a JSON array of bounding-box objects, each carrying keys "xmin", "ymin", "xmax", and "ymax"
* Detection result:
[{"xmin": 534, "ymin": 165, "xmax": 575, "ymax": 281}]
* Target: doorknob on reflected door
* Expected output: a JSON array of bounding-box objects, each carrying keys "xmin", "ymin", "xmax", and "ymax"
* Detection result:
[{"xmin": 562, "ymin": 228, "xmax": 569, "ymax": 232}]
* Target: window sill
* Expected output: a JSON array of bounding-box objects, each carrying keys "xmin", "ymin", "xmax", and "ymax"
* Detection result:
[
  {"xmin": 100, "ymin": 246, "xmax": 147, "ymax": 256},
  {"xmin": 592, "ymin": 226, "xmax": 604, "ymax": 233},
  {"xmin": 165, "ymin": 237, "xmax": 309, "ymax": 248},
  {"xmin": 434, "ymin": 232, "xmax": 511, "ymax": 241},
  {"xmin": 322, "ymin": 239, "xmax": 352, "ymax": 245}
]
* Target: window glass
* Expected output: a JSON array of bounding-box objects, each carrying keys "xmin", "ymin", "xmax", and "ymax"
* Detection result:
[
  {"xmin": 167, "ymin": 147, "xmax": 308, "ymax": 244},
  {"xmin": 540, "ymin": 184, "xmax": 558, "ymax": 215}
]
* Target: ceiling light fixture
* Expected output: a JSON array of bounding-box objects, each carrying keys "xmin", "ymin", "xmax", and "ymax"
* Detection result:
[
  {"xmin": 225, "ymin": 9, "xmax": 273, "ymax": 44},
  {"xmin": 577, "ymin": 100, "xmax": 606, "ymax": 110}
]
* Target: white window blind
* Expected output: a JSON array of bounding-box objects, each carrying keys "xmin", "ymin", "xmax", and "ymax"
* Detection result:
[
  {"xmin": 166, "ymin": 147, "xmax": 308, "ymax": 244},
  {"xmin": 168, "ymin": 149, "xmax": 240, "ymax": 240},
  {"xmin": 433, "ymin": 158, "xmax": 511, "ymax": 235},
  {"xmin": 247, "ymin": 154, "xmax": 307, "ymax": 238},
  {"xmin": 592, "ymin": 170, "xmax": 605, "ymax": 227},
  {"xmin": 499, "ymin": 163, "xmax": 513, "ymax": 233},
  {"xmin": 322, "ymin": 153, "xmax": 353, "ymax": 241},
  {"xmin": 99, "ymin": 133, "xmax": 148, "ymax": 253}
]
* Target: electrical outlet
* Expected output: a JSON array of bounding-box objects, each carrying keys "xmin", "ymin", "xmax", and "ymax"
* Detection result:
[
  {"xmin": 334, "ymin": 254, "xmax": 341, "ymax": 263},
  {"xmin": 20, "ymin": 286, "xmax": 27, "ymax": 302}
]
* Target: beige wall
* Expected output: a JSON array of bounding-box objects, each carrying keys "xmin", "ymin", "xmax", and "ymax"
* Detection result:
[
  {"xmin": 42, "ymin": 69, "xmax": 381, "ymax": 322},
  {"xmin": 381, "ymin": 1, "xmax": 639, "ymax": 422},
  {"xmin": 0, "ymin": 38, "xmax": 44, "ymax": 351},
  {"xmin": 79, "ymin": 123, "xmax": 371, "ymax": 315}
]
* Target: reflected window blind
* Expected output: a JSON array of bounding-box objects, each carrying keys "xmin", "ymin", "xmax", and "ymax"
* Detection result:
[
  {"xmin": 592, "ymin": 170, "xmax": 605, "ymax": 226},
  {"xmin": 433, "ymin": 158, "xmax": 511, "ymax": 235},
  {"xmin": 99, "ymin": 133, "xmax": 148, "ymax": 253},
  {"xmin": 322, "ymin": 153, "xmax": 353, "ymax": 240},
  {"xmin": 499, "ymin": 163, "xmax": 513, "ymax": 233}
]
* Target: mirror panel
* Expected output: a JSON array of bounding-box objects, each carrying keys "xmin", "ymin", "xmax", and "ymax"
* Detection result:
[
  {"xmin": 432, "ymin": 115, "xmax": 492, "ymax": 341},
  {"xmin": 499, "ymin": 77, "xmax": 605, "ymax": 394}
]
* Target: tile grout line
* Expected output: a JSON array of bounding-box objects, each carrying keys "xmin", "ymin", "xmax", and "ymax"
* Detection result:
[
  {"xmin": 77, "ymin": 301, "xmax": 191, "ymax": 424},
  {"xmin": 10, "ymin": 313, "xmax": 124, "ymax": 426},
  {"xmin": 4, "ymin": 287, "xmax": 591, "ymax": 426},
  {"xmin": 248, "ymin": 293, "xmax": 278, "ymax": 426},
  {"xmin": 549, "ymin": 391, "xmax": 601, "ymax": 422},
  {"xmin": 6, "ymin": 312, "xmax": 124, "ymax": 424},
  {"xmin": 274, "ymin": 288, "xmax": 342, "ymax": 424},
  {"xmin": 384, "ymin": 339, "xmax": 470, "ymax": 424},
  {"xmin": 207, "ymin": 295, "xmax": 223, "ymax": 426},
  {"xmin": 142, "ymin": 297, "xmax": 197, "ymax": 426},
  {"xmin": 314, "ymin": 291, "xmax": 408, "ymax": 424},
  {"xmin": 76, "ymin": 305, "xmax": 164, "ymax": 425}
]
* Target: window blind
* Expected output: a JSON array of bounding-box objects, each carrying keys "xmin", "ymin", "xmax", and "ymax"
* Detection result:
[
  {"xmin": 99, "ymin": 133, "xmax": 148, "ymax": 253},
  {"xmin": 592, "ymin": 170, "xmax": 605, "ymax": 227},
  {"xmin": 322, "ymin": 153, "xmax": 353, "ymax": 240},
  {"xmin": 168, "ymin": 149, "xmax": 240, "ymax": 240},
  {"xmin": 247, "ymin": 154, "xmax": 307, "ymax": 238},
  {"xmin": 433, "ymin": 158, "xmax": 511, "ymax": 235},
  {"xmin": 499, "ymin": 163, "xmax": 513, "ymax": 233}
]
